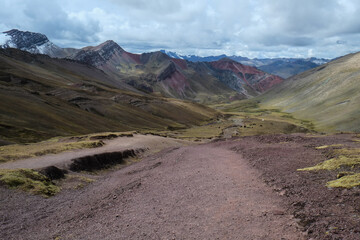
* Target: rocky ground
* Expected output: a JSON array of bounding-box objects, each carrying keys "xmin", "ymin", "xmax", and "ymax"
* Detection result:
[{"xmin": 1, "ymin": 133, "xmax": 359, "ymax": 239}]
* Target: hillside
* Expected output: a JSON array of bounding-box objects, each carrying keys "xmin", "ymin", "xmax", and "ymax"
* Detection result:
[
  {"xmin": 0, "ymin": 48, "xmax": 219, "ymax": 144},
  {"xmin": 259, "ymin": 52, "xmax": 360, "ymax": 132}
]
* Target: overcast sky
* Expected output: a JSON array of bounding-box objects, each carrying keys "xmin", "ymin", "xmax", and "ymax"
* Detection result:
[{"xmin": 1, "ymin": 0, "xmax": 360, "ymax": 58}]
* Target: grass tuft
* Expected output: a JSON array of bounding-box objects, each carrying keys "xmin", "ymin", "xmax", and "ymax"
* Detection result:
[
  {"xmin": 299, "ymin": 147, "xmax": 360, "ymax": 171},
  {"xmin": 299, "ymin": 146, "xmax": 360, "ymax": 188},
  {"xmin": 327, "ymin": 173, "xmax": 360, "ymax": 188},
  {"xmin": 298, "ymin": 155, "xmax": 360, "ymax": 171},
  {"xmin": 0, "ymin": 169, "xmax": 60, "ymax": 197}
]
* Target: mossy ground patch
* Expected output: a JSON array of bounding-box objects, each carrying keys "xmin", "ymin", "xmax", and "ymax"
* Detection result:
[
  {"xmin": 298, "ymin": 146, "xmax": 360, "ymax": 188},
  {"xmin": 0, "ymin": 168, "xmax": 59, "ymax": 197}
]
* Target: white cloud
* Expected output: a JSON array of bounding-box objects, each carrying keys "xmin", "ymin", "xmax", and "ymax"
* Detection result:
[{"xmin": 1, "ymin": 0, "xmax": 360, "ymax": 58}]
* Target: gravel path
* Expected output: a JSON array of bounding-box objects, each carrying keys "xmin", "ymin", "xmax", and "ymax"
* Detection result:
[{"xmin": 0, "ymin": 142, "xmax": 303, "ymax": 239}]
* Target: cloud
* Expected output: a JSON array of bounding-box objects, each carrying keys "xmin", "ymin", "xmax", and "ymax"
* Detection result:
[
  {"xmin": 1, "ymin": 0, "xmax": 360, "ymax": 58},
  {"xmin": 0, "ymin": 0, "xmax": 101, "ymax": 46}
]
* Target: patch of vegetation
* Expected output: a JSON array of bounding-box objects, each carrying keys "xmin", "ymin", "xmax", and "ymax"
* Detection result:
[
  {"xmin": 0, "ymin": 139, "xmax": 105, "ymax": 163},
  {"xmin": 213, "ymin": 99, "xmax": 260, "ymax": 112},
  {"xmin": 0, "ymin": 169, "xmax": 59, "ymax": 197},
  {"xmin": 174, "ymin": 120, "xmax": 230, "ymax": 140},
  {"xmin": 299, "ymin": 146, "xmax": 360, "ymax": 188},
  {"xmin": 298, "ymin": 155, "xmax": 360, "ymax": 171},
  {"xmin": 315, "ymin": 144, "xmax": 343, "ymax": 149},
  {"xmin": 333, "ymin": 148, "xmax": 360, "ymax": 156},
  {"xmin": 327, "ymin": 173, "xmax": 360, "ymax": 188},
  {"xmin": 211, "ymin": 99, "xmax": 315, "ymax": 133}
]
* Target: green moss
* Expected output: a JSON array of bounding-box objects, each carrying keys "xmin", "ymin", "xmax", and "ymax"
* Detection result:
[
  {"xmin": 327, "ymin": 173, "xmax": 360, "ymax": 188},
  {"xmin": 0, "ymin": 169, "xmax": 60, "ymax": 197},
  {"xmin": 298, "ymin": 155, "xmax": 360, "ymax": 171}
]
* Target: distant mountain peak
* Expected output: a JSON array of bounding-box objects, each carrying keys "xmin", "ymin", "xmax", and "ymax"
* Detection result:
[
  {"xmin": 73, "ymin": 40, "xmax": 126, "ymax": 67},
  {"xmin": 1, "ymin": 29, "xmax": 50, "ymax": 51},
  {"xmin": 0, "ymin": 29, "xmax": 75, "ymax": 58},
  {"xmin": 84, "ymin": 40, "xmax": 124, "ymax": 53},
  {"xmin": 161, "ymin": 50, "xmax": 330, "ymax": 78},
  {"xmin": 217, "ymin": 57, "xmax": 237, "ymax": 63},
  {"xmin": 140, "ymin": 51, "xmax": 171, "ymax": 64}
]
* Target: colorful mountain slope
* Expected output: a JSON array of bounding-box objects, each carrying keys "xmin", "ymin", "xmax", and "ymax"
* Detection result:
[
  {"xmin": 208, "ymin": 58, "xmax": 283, "ymax": 93},
  {"xmin": 72, "ymin": 41, "xmax": 283, "ymax": 103}
]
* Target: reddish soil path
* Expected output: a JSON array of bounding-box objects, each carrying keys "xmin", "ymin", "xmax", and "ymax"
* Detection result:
[{"xmin": 0, "ymin": 144, "xmax": 303, "ymax": 239}]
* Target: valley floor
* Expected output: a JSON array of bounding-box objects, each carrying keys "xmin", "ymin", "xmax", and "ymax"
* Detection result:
[{"xmin": 1, "ymin": 133, "xmax": 360, "ymax": 239}]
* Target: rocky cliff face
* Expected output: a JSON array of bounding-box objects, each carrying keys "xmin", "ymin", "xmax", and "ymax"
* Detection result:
[
  {"xmin": 1, "ymin": 29, "xmax": 48, "ymax": 49},
  {"xmin": 0, "ymin": 29, "xmax": 76, "ymax": 58}
]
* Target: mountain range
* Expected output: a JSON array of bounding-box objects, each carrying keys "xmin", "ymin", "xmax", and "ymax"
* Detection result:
[
  {"xmin": 0, "ymin": 29, "xmax": 284, "ymax": 143},
  {"xmin": 161, "ymin": 50, "xmax": 329, "ymax": 78},
  {"xmin": 0, "ymin": 29, "xmax": 283, "ymax": 103},
  {"xmin": 1, "ymin": 28, "xmax": 359, "ymax": 142}
]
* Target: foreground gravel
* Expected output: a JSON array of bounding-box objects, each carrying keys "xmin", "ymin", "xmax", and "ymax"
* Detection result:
[{"xmin": 1, "ymin": 133, "xmax": 359, "ymax": 239}]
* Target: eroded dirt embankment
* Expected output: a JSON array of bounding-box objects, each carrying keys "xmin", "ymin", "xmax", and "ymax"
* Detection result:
[{"xmin": 0, "ymin": 134, "xmax": 191, "ymax": 170}]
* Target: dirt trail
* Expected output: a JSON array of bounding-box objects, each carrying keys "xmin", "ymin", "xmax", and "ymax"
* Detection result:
[
  {"xmin": 0, "ymin": 134, "xmax": 190, "ymax": 170},
  {"xmin": 0, "ymin": 143, "xmax": 303, "ymax": 240}
]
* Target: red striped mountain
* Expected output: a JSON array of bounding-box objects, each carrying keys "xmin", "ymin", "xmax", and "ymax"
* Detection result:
[
  {"xmin": 209, "ymin": 58, "xmax": 283, "ymax": 94},
  {"xmin": 72, "ymin": 41, "xmax": 283, "ymax": 103}
]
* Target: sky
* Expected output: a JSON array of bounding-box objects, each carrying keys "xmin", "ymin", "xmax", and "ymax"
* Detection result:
[{"xmin": 1, "ymin": 0, "xmax": 360, "ymax": 59}]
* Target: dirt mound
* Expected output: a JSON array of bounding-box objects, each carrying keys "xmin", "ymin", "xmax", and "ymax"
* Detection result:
[
  {"xmin": 69, "ymin": 149, "xmax": 137, "ymax": 172},
  {"xmin": 38, "ymin": 166, "xmax": 66, "ymax": 180}
]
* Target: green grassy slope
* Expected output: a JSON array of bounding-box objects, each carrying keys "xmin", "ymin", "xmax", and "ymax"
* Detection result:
[
  {"xmin": 0, "ymin": 49, "xmax": 219, "ymax": 144},
  {"xmin": 259, "ymin": 52, "xmax": 360, "ymax": 132}
]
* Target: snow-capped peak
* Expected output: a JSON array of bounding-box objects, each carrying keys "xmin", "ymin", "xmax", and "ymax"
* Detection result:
[{"xmin": 0, "ymin": 29, "xmax": 65, "ymax": 57}]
